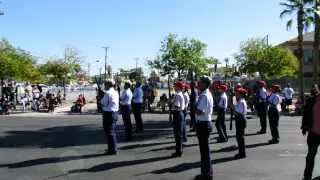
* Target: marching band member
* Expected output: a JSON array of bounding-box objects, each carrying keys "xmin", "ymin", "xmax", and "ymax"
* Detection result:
[
  {"xmin": 182, "ymin": 83, "xmax": 190, "ymax": 142},
  {"xmin": 268, "ymin": 84, "xmax": 281, "ymax": 144},
  {"xmin": 283, "ymin": 83, "xmax": 294, "ymax": 112},
  {"xmin": 234, "ymin": 88, "xmax": 248, "ymax": 159},
  {"xmin": 189, "ymin": 82, "xmax": 198, "ymax": 132},
  {"xmin": 133, "ymin": 82, "xmax": 144, "ymax": 132},
  {"xmin": 120, "ymin": 81, "xmax": 133, "ymax": 141},
  {"xmin": 257, "ymin": 80, "xmax": 268, "ymax": 134},
  {"xmin": 171, "ymin": 81, "xmax": 185, "ymax": 158},
  {"xmin": 216, "ymin": 84, "xmax": 228, "ymax": 143},
  {"xmin": 192, "ymin": 76, "xmax": 214, "ymax": 180},
  {"xmin": 100, "ymin": 79, "xmax": 119, "ymax": 155}
]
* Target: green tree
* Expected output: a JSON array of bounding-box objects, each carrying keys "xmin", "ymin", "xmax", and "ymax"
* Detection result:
[
  {"xmin": 234, "ymin": 37, "xmax": 298, "ymax": 79},
  {"xmin": 280, "ymin": 0, "xmax": 314, "ymax": 101}
]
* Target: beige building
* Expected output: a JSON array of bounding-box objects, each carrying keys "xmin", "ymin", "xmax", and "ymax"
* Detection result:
[{"xmin": 279, "ymin": 31, "xmax": 319, "ymax": 77}]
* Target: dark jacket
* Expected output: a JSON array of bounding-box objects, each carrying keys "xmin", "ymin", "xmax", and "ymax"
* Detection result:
[{"xmin": 301, "ymin": 94, "xmax": 319, "ymax": 131}]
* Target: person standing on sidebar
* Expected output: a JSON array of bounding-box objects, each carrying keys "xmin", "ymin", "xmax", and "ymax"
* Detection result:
[
  {"xmin": 257, "ymin": 80, "xmax": 267, "ymax": 134},
  {"xmin": 302, "ymin": 92, "xmax": 320, "ymax": 180},
  {"xmin": 133, "ymin": 82, "xmax": 144, "ymax": 132}
]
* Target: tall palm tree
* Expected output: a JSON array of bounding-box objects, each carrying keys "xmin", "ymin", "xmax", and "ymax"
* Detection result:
[
  {"xmin": 280, "ymin": 0, "xmax": 314, "ymax": 103},
  {"xmin": 313, "ymin": 0, "xmax": 320, "ymax": 85}
]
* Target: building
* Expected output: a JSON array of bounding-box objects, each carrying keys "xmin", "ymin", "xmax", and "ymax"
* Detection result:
[{"xmin": 279, "ymin": 31, "xmax": 319, "ymax": 77}]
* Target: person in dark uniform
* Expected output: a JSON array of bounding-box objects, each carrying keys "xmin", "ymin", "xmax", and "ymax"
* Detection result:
[
  {"xmin": 182, "ymin": 83, "xmax": 189, "ymax": 142},
  {"xmin": 100, "ymin": 79, "xmax": 119, "ymax": 155},
  {"xmin": 189, "ymin": 82, "xmax": 198, "ymax": 132},
  {"xmin": 234, "ymin": 88, "xmax": 248, "ymax": 159},
  {"xmin": 192, "ymin": 76, "xmax": 214, "ymax": 180},
  {"xmin": 171, "ymin": 81, "xmax": 185, "ymax": 158},
  {"xmin": 120, "ymin": 81, "xmax": 133, "ymax": 141},
  {"xmin": 216, "ymin": 84, "xmax": 228, "ymax": 143},
  {"xmin": 257, "ymin": 80, "xmax": 268, "ymax": 134},
  {"xmin": 268, "ymin": 84, "xmax": 281, "ymax": 144},
  {"xmin": 133, "ymin": 82, "xmax": 144, "ymax": 132},
  {"xmin": 226, "ymin": 83, "xmax": 234, "ymax": 120}
]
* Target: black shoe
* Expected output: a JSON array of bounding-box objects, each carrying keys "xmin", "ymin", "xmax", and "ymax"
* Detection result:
[
  {"xmin": 234, "ymin": 153, "xmax": 246, "ymax": 159},
  {"xmin": 103, "ymin": 151, "xmax": 118, "ymax": 156},
  {"xmin": 257, "ymin": 130, "xmax": 266, "ymax": 134},
  {"xmin": 268, "ymin": 139, "xmax": 279, "ymax": 144},
  {"xmin": 171, "ymin": 152, "xmax": 183, "ymax": 158},
  {"xmin": 194, "ymin": 174, "xmax": 213, "ymax": 180},
  {"xmin": 302, "ymin": 178, "xmax": 311, "ymax": 180},
  {"xmin": 183, "ymin": 139, "xmax": 188, "ymax": 142},
  {"xmin": 189, "ymin": 129, "xmax": 196, "ymax": 132},
  {"xmin": 134, "ymin": 129, "xmax": 143, "ymax": 132},
  {"xmin": 217, "ymin": 138, "xmax": 228, "ymax": 143},
  {"xmin": 123, "ymin": 138, "xmax": 132, "ymax": 142}
]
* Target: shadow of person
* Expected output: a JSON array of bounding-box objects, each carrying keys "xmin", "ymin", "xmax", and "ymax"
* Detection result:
[
  {"xmin": 314, "ymin": 176, "xmax": 320, "ymax": 180},
  {"xmin": 68, "ymin": 155, "xmax": 173, "ymax": 174},
  {"xmin": 134, "ymin": 156, "xmax": 238, "ymax": 176},
  {"xmin": 0, "ymin": 153, "xmax": 104, "ymax": 169},
  {"xmin": 211, "ymin": 132, "xmax": 259, "ymax": 140},
  {"xmin": 119, "ymin": 141, "xmax": 174, "ymax": 150},
  {"xmin": 211, "ymin": 142, "xmax": 270, "ymax": 153}
]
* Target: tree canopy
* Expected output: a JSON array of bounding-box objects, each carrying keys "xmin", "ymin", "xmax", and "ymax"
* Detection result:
[
  {"xmin": 147, "ymin": 33, "xmax": 209, "ymax": 80},
  {"xmin": 234, "ymin": 37, "xmax": 298, "ymax": 79}
]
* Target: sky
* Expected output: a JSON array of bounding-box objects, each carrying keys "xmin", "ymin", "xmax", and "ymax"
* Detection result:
[{"xmin": 0, "ymin": 0, "xmax": 305, "ymax": 76}]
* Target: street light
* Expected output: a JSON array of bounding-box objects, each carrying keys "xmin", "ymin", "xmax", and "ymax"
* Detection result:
[{"xmin": 88, "ymin": 60, "xmax": 99, "ymax": 82}]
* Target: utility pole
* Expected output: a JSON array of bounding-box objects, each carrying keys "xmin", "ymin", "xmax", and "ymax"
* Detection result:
[
  {"xmin": 98, "ymin": 67, "xmax": 102, "ymax": 84},
  {"xmin": 102, "ymin": 47, "xmax": 110, "ymax": 80},
  {"xmin": 134, "ymin": 58, "xmax": 140, "ymax": 81},
  {"xmin": 88, "ymin": 63, "xmax": 91, "ymax": 81}
]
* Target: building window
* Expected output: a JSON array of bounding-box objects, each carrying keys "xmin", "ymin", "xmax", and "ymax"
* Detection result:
[{"xmin": 304, "ymin": 50, "xmax": 313, "ymax": 63}]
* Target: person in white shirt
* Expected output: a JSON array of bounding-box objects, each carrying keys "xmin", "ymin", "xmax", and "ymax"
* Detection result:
[
  {"xmin": 32, "ymin": 86, "xmax": 40, "ymax": 101},
  {"xmin": 234, "ymin": 88, "xmax": 248, "ymax": 159},
  {"xmin": 132, "ymin": 82, "xmax": 144, "ymax": 132},
  {"xmin": 171, "ymin": 81, "xmax": 185, "ymax": 158},
  {"xmin": 257, "ymin": 80, "xmax": 268, "ymax": 134},
  {"xmin": 268, "ymin": 84, "xmax": 281, "ymax": 144},
  {"xmin": 189, "ymin": 82, "xmax": 198, "ymax": 132},
  {"xmin": 120, "ymin": 81, "xmax": 133, "ymax": 141},
  {"xmin": 216, "ymin": 84, "xmax": 229, "ymax": 143},
  {"xmin": 182, "ymin": 83, "xmax": 190, "ymax": 142},
  {"xmin": 25, "ymin": 82, "xmax": 32, "ymax": 99},
  {"xmin": 192, "ymin": 76, "xmax": 214, "ymax": 180},
  {"xmin": 100, "ymin": 79, "xmax": 119, "ymax": 155},
  {"xmin": 282, "ymin": 83, "xmax": 294, "ymax": 111}
]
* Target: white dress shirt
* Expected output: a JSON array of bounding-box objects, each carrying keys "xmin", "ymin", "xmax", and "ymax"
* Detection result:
[
  {"xmin": 259, "ymin": 87, "xmax": 267, "ymax": 102},
  {"xmin": 218, "ymin": 92, "xmax": 228, "ymax": 110},
  {"xmin": 173, "ymin": 91, "xmax": 185, "ymax": 111},
  {"xmin": 283, "ymin": 87, "xmax": 294, "ymax": 99},
  {"xmin": 183, "ymin": 92, "xmax": 189, "ymax": 110},
  {"xmin": 194, "ymin": 88, "xmax": 199, "ymax": 102},
  {"xmin": 269, "ymin": 93, "xmax": 280, "ymax": 107},
  {"xmin": 133, "ymin": 87, "xmax": 143, "ymax": 103},
  {"xmin": 235, "ymin": 98, "xmax": 247, "ymax": 116},
  {"xmin": 196, "ymin": 89, "xmax": 214, "ymax": 121},
  {"xmin": 101, "ymin": 87, "xmax": 119, "ymax": 112},
  {"xmin": 120, "ymin": 88, "xmax": 133, "ymax": 105}
]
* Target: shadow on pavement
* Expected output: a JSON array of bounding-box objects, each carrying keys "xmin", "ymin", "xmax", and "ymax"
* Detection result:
[
  {"xmin": 67, "ymin": 155, "xmax": 173, "ymax": 174},
  {"xmin": 0, "ymin": 153, "xmax": 104, "ymax": 169},
  {"xmin": 0, "ymin": 120, "xmax": 173, "ymax": 148},
  {"xmin": 133, "ymin": 156, "xmax": 238, "ymax": 176},
  {"xmin": 211, "ymin": 132, "xmax": 259, "ymax": 140},
  {"xmin": 119, "ymin": 141, "xmax": 174, "ymax": 150},
  {"xmin": 314, "ymin": 177, "xmax": 320, "ymax": 180},
  {"xmin": 211, "ymin": 142, "xmax": 270, "ymax": 153}
]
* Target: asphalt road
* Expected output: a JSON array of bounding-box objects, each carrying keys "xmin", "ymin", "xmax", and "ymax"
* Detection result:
[{"xmin": 0, "ymin": 114, "xmax": 319, "ymax": 180}]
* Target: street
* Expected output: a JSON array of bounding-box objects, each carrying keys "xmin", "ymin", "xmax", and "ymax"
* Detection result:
[{"xmin": 0, "ymin": 114, "xmax": 319, "ymax": 180}]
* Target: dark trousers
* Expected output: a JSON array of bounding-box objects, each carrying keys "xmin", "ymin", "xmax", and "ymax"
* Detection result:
[
  {"xmin": 215, "ymin": 108, "xmax": 228, "ymax": 140},
  {"xmin": 133, "ymin": 103, "xmax": 143, "ymax": 130},
  {"xmin": 229, "ymin": 96, "xmax": 234, "ymax": 118},
  {"xmin": 190, "ymin": 109, "xmax": 196, "ymax": 129},
  {"xmin": 304, "ymin": 133, "xmax": 320, "ymax": 179},
  {"xmin": 102, "ymin": 111, "xmax": 118, "ymax": 152},
  {"xmin": 182, "ymin": 108, "xmax": 188, "ymax": 140},
  {"xmin": 268, "ymin": 107, "xmax": 279, "ymax": 141},
  {"xmin": 258, "ymin": 102, "xmax": 267, "ymax": 131},
  {"xmin": 235, "ymin": 115, "xmax": 246, "ymax": 156},
  {"xmin": 121, "ymin": 105, "xmax": 132, "ymax": 140},
  {"xmin": 173, "ymin": 111, "xmax": 184, "ymax": 154},
  {"xmin": 196, "ymin": 121, "xmax": 213, "ymax": 178}
]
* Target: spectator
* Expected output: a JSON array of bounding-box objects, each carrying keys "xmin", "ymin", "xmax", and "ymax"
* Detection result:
[
  {"xmin": 311, "ymin": 84, "xmax": 319, "ymax": 96},
  {"xmin": 25, "ymin": 82, "xmax": 32, "ymax": 99},
  {"xmin": 32, "ymin": 86, "xmax": 40, "ymax": 101}
]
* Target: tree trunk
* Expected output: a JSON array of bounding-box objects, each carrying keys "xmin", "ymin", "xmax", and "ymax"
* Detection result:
[
  {"xmin": 314, "ymin": 4, "xmax": 320, "ymax": 85},
  {"xmin": 297, "ymin": 10, "xmax": 305, "ymax": 103}
]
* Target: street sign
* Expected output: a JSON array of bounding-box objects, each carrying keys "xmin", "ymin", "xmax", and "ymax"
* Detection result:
[{"xmin": 77, "ymin": 78, "xmax": 84, "ymax": 86}]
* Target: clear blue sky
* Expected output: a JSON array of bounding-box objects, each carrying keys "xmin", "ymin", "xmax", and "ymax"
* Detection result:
[{"xmin": 0, "ymin": 0, "xmax": 303, "ymax": 76}]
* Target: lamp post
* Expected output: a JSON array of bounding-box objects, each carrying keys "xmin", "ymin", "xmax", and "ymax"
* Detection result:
[
  {"xmin": 0, "ymin": 2, "xmax": 4, "ymax": 16},
  {"xmin": 88, "ymin": 60, "xmax": 99, "ymax": 82}
]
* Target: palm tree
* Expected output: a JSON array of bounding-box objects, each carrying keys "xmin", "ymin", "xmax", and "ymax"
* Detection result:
[
  {"xmin": 313, "ymin": 0, "xmax": 320, "ymax": 85},
  {"xmin": 280, "ymin": 0, "xmax": 314, "ymax": 103}
]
